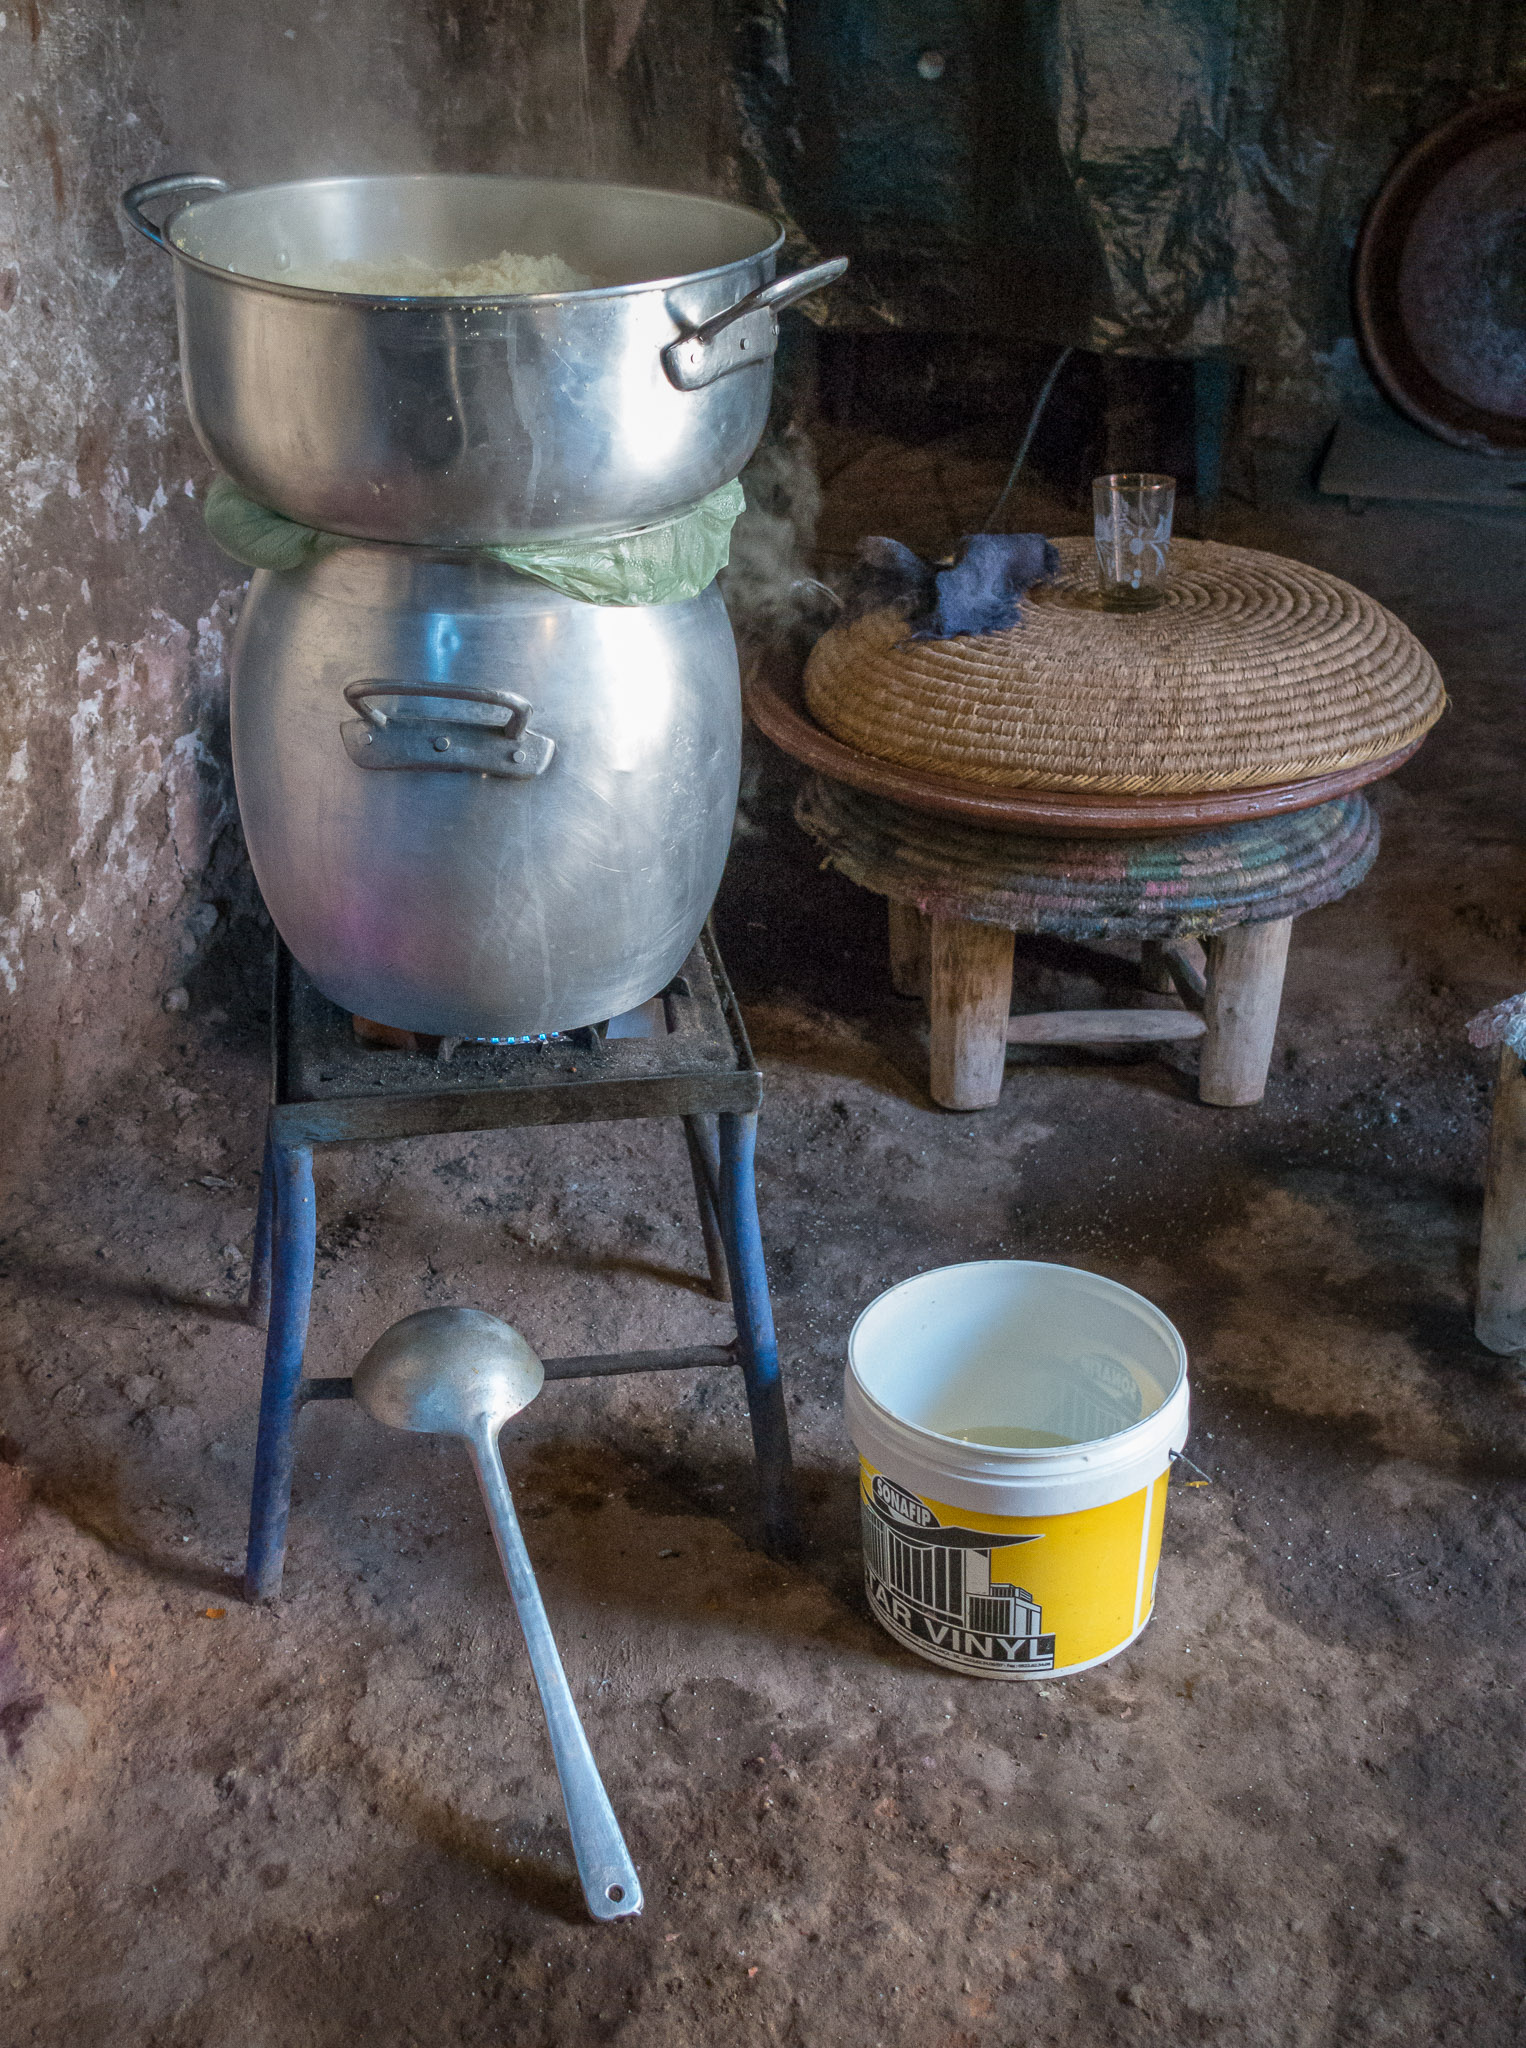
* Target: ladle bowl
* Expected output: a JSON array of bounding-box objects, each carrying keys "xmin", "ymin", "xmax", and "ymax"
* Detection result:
[
  {"xmin": 353, "ymin": 1306, "xmax": 642, "ymax": 1922},
  {"xmin": 353, "ymin": 1305, "xmax": 546, "ymax": 1438}
]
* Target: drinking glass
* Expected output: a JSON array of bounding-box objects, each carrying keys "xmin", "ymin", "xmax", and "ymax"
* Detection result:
[{"xmin": 1092, "ymin": 473, "xmax": 1175, "ymax": 609}]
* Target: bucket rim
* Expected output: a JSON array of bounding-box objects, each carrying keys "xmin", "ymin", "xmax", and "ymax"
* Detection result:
[{"xmin": 846, "ymin": 1257, "xmax": 1188, "ymax": 1467}]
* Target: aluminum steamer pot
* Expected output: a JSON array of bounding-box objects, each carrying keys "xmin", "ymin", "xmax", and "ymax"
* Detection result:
[
  {"xmin": 122, "ymin": 172, "xmax": 846, "ymax": 546},
  {"xmin": 229, "ymin": 545, "xmax": 741, "ymax": 1037}
]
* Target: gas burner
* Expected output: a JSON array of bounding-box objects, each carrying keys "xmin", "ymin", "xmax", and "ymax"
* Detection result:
[{"xmin": 350, "ymin": 996, "xmax": 662, "ymax": 1063}]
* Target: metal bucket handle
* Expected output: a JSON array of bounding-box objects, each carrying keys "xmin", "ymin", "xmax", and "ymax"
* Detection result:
[
  {"xmin": 662, "ymin": 257, "xmax": 848, "ymax": 392},
  {"xmin": 341, "ymin": 679, "xmax": 556, "ymax": 780},
  {"xmin": 121, "ymin": 174, "xmax": 231, "ymax": 251}
]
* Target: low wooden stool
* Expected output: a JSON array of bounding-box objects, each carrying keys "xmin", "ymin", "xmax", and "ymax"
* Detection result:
[{"xmin": 796, "ymin": 775, "xmax": 1379, "ymax": 1111}]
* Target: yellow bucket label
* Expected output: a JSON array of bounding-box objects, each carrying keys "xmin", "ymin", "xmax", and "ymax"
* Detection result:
[{"xmin": 859, "ymin": 1464, "xmax": 1169, "ymax": 1678}]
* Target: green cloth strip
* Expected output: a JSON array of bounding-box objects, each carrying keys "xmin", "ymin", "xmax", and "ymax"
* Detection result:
[{"xmin": 203, "ymin": 474, "xmax": 746, "ymax": 606}]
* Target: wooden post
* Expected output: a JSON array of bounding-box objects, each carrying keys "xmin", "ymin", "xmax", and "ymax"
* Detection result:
[
  {"xmin": 1477, "ymin": 1046, "xmax": 1526, "ymax": 1354},
  {"xmin": 1199, "ymin": 918, "xmax": 1292, "ymax": 1106},
  {"xmin": 887, "ymin": 900, "xmax": 931, "ymax": 1002},
  {"xmin": 928, "ymin": 914, "xmax": 1015, "ymax": 1110},
  {"xmin": 1142, "ymin": 939, "xmax": 1207, "ymax": 1008},
  {"xmin": 1139, "ymin": 940, "xmax": 1174, "ymax": 994}
]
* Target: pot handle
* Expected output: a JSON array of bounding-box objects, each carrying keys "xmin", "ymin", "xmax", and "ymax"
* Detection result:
[
  {"xmin": 341, "ymin": 680, "xmax": 556, "ymax": 780},
  {"xmin": 662, "ymin": 256, "xmax": 849, "ymax": 392},
  {"xmin": 121, "ymin": 174, "xmax": 231, "ymax": 251}
]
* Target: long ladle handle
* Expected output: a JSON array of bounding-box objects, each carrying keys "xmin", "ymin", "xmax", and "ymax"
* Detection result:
[{"xmin": 467, "ymin": 1419, "xmax": 642, "ymax": 1921}]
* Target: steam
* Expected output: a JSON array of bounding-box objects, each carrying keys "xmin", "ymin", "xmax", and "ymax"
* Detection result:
[
  {"xmin": 144, "ymin": 0, "xmax": 702, "ymax": 193},
  {"xmin": 720, "ymin": 423, "xmax": 827, "ymax": 654}
]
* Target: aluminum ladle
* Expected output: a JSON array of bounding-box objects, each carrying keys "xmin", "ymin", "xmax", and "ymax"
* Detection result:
[{"xmin": 352, "ymin": 1306, "xmax": 642, "ymax": 1921}]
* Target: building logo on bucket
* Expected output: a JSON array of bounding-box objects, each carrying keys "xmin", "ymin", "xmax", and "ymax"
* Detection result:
[{"xmin": 861, "ymin": 1479, "xmax": 1056, "ymax": 1673}]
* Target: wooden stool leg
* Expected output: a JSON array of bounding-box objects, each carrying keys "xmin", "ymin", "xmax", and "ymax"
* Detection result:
[
  {"xmin": 1477, "ymin": 1046, "xmax": 1526, "ymax": 1353},
  {"xmin": 887, "ymin": 900, "xmax": 931, "ymax": 1001},
  {"xmin": 1199, "ymin": 918, "xmax": 1292, "ymax": 1106},
  {"xmin": 1139, "ymin": 939, "xmax": 1174, "ymax": 995},
  {"xmin": 929, "ymin": 915, "xmax": 1015, "ymax": 1111}
]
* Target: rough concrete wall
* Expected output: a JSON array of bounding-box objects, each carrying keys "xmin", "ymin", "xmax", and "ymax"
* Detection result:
[
  {"xmin": 0, "ymin": 0, "xmax": 743, "ymax": 1155},
  {"xmin": 1, "ymin": 4, "xmax": 246, "ymax": 1153}
]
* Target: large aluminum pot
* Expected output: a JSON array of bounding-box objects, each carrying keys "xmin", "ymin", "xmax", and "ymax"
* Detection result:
[
  {"xmin": 122, "ymin": 172, "xmax": 845, "ymax": 546},
  {"xmin": 230, "ymin": 547, "xmax": 740, "ymax": 1037}
]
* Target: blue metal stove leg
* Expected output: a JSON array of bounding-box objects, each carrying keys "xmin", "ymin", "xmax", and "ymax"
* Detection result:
[
  {"xmin": 247, "ymin": 1127, "xmax": 275, "ymax": 1327},
  {"xmin": 243, "ymin": 1141, "xmax": 317, "ymax": 1603},
  {"xmin": 682, "ymin": 1114, "xmax": 731, "ymax": 1302},
  {"xmin": 716, "ymin": 1111, "xmax": 799, "ymax": 1556}
]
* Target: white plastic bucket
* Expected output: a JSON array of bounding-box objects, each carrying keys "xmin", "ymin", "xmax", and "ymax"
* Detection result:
[{"xmin": 845, "ymin": 1260, "xmax": 1189, "ymax": 1679}]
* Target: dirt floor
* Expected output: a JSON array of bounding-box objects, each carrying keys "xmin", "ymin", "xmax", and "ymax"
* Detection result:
[{"xmin": 3, "ymin": 440, "xmax": 1526, "ymax": 2046}]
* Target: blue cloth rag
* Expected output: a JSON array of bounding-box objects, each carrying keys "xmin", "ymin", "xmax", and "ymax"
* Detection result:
[{"xmin": 843, "ymin": 532, "xmax": 1059, "ymax": 640}]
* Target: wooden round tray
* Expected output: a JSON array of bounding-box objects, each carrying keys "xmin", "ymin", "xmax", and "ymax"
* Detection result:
[{"xmin": 744, "ymin": 655, "xmax": 1425, "ymax": 838}]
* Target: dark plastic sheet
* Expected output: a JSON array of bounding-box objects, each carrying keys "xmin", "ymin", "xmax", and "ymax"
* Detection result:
[{"xmin": 738, "ymin": 0, "xmax": 1525, "ymax": 397}]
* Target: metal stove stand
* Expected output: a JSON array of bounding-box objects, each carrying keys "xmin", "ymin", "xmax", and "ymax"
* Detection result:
[{"xmin": 243, "ymin": 926, "xmax": 795, "ymax": 1600}]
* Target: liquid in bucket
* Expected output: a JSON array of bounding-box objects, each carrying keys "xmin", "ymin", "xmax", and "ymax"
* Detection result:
[{"xmin": 845, "ymin": 1261, "xmax": 1189, "ymax": 1679}]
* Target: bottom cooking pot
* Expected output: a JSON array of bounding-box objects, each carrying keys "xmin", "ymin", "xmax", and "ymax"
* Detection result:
[{"xmin": 230, "ymin": 545, "xmax": 741, "ymax": 1036}]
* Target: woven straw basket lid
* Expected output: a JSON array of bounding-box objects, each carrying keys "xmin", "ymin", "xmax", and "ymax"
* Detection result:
[{"xmin": 803, "ymin": 536, "xmax": 1445, "ymax": 795}]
